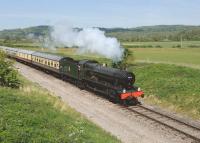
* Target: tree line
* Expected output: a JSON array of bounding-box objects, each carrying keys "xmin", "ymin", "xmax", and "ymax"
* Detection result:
[{"xmin": 1, "ymin": 25, "xmax": 200, "ymax": 42}]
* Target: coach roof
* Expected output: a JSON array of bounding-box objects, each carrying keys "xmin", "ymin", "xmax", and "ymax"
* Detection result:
[
  {"xmin": 32, "ymin": 52, "xmax": 64, "ymax": 61},
  {"xmin": 17, "ymin": 49, "xmax": 35, "ymax": 54}
]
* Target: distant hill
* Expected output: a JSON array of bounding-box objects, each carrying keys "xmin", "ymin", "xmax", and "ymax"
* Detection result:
[
  {"xmin": 102, "ymin": 25, "xmax": 200, "ymax": 41},
  {"xmin": 1, "ymin": 25, "xmax": 200, "ymax": 42},
  {"xmin": 0, "ymin": 25, "xmax": 51, "ymax": 40}
]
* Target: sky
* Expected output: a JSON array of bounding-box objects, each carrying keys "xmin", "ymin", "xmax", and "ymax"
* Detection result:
[{"xmin": 0, "ymin": 0, "xmax": 200, "ymax": 30}]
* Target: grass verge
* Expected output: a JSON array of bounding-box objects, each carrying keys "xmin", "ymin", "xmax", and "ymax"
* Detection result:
[{"xmin": 0, "ymin": 76, "xmax": 120, "ymax": 143}]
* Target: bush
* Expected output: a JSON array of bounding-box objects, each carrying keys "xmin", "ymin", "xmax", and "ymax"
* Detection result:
[
  {"xmin": 0, "ymin": 51, "xmax": 20, "ymax": 88},
  {"xmin": 173, "ymin": 44, "xmax": 181, "ymax": 48},
  {"xmin": 188, "ymin": 45, "xmax": 200, "ymax": 48},
  {"xmin": 112, "ymin": 48, "xmax": 132, "ymax": 70}
]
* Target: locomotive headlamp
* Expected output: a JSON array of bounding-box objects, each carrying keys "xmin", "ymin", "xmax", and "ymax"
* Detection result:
[{"xmin": 123, "ymin": 89, "xmax": 126, "ymax": 93}]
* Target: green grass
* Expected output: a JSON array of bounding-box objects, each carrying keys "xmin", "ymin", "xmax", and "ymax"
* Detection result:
[
  {"xmin": 132, "ymin": 63, "xmax": 200, "ymax": 119},
  {"xmin": 0, "ymin": 77, "xmax": 120, "ymax": 143},
  {"xmin": 130, "ymin": 48, "xmax": 200, "ymax": 69}
]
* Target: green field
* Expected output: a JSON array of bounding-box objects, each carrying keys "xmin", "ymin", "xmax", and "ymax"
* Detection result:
[
  {"xmin": 123, "ymin": 41, "xmax": 200, "ymax": 69},
  {"xmin": 0, "ymin": 76, "xmax": 120, "ymax": 143},
  {"xmin": 130, "ymin": 48, "xmax": 200, "ymax": 69},
  {"xmin": 123, "ymin": 41, "xmax": 200, "ymax": 48}
]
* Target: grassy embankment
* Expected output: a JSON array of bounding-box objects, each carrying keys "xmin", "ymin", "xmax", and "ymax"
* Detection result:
[
  {"xmin": 0, "ymin": 75, "xmax": 120, "ymax": 142},
  {"xmin": 132, "ymin": 63, "xmax": 200, "ymax": 119}
]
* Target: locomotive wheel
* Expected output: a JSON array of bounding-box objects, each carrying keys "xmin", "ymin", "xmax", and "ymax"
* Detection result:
[
  {"xmin": 122, "ymin": 99, "xmax": 129, "ymax": 106},
  {"xmin": 113, "ymin": 95, "xmax": 121, "ymax": 104},
  {"xmin": 78, "ymin": 81, "xmax": 85, "ymax": 90},
  {"xmin": 131, "ymin": 98, "xmax": 139, "ymax": 105},
  {"xmin": 109, "ymin": 95, "xmax": 120, "ymax": 104}
]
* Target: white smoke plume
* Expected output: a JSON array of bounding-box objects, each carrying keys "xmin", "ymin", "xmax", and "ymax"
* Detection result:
[{"xmin": 50, "ymin": 23, "xmax": 124, "ymax": 61}]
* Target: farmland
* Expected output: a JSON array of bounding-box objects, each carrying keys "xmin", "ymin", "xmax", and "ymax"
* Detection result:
[
  {"xmin": 123, "ymin": 41, "xmax": 200, "ymax": 48},
  {"xmin": 130, "ymin": 48, "xmax": 200, "ymax": 69}
]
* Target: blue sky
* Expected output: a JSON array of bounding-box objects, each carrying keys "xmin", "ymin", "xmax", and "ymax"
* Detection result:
[{"xmin": 0, "ymin": 0, "xmax": 200, "ymax": 30}]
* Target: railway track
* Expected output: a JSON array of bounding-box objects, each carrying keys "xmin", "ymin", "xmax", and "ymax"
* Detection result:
[{"xmin": 124, "ymin": 105, "xmax": 200, "ymax": 142}]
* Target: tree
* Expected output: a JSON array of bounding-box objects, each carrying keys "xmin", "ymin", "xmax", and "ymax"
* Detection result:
[
  {"xmin": 3, "ymin": 36, "xmax": 11, "ymax": 43},
  {"xmin": 112, "ymin": 48, "xmax": 132, "ymax": 70}
]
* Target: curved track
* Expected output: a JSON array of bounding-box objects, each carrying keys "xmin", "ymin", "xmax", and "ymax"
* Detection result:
[{"xmin": 125, "ymin": 105, "xmax": 200, "ymax": 142}]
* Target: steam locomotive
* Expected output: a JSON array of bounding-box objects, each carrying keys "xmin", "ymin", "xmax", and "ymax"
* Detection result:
[{"xmin": 0, "ymin": 46, "xmax": 144, "ymax": 104}]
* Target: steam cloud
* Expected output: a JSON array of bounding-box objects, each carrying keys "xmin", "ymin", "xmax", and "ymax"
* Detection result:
[{"xmin": 50, "ymin": 23, "xmax": 124, "ymax": 61}]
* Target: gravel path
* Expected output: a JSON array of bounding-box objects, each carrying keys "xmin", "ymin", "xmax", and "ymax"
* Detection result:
[{"xmin": 15, "ymin": 62, "xmax": 194, "ymax": 143}]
